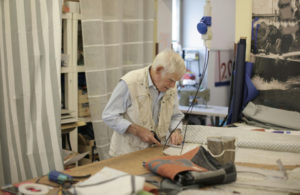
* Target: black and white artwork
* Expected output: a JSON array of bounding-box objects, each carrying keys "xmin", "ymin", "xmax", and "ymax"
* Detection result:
[
  {"xmin": 252, "ymin": 56, "xmax": 300, "ymax": 112},
  {"xmin": 251, "ymin": 0, "xmax": 300, "ymax": 112},
  {"xmin": 252, "ymin": 0, "xmax": 300, "ymax": 57}
]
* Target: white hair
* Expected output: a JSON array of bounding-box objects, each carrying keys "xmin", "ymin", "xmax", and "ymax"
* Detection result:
[{"xmin": 152, "ymin": 49, "xmax": 186, "ymax": 75}]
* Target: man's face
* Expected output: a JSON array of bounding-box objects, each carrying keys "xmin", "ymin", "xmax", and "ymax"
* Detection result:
[{"xmin": 155, "ymin": 71, "xmax": 182, "ymax": 92}]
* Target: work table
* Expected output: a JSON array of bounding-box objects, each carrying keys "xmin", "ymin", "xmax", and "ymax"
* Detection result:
[{"xmin": 1, "ymin": 146, "xmax": 299, "ymax": 194}]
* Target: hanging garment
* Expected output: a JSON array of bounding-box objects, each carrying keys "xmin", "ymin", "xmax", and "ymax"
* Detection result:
[{"xmin": 144, "ymin": 146, "xmax": 236, "ymax": 186}]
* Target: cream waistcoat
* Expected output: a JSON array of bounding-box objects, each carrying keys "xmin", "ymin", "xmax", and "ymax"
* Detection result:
[{"xmin": 109, "ymin": 66, "xmax": 176, "ymax": 156}]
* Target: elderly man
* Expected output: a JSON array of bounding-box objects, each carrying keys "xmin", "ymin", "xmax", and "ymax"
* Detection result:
[{"xmin": 102, "ymin": 50, "xmax": 186, "ymax": 157}]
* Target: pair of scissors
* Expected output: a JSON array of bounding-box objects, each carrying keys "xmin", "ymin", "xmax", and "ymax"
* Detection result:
[{"xmin": 151, "ymin": 131, "xmax": 161, "ymax": 143}]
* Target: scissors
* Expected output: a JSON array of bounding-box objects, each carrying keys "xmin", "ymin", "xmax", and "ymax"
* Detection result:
[{"xmin": 151, "ymin": 131, "xmax": 161, "ymax": 143}]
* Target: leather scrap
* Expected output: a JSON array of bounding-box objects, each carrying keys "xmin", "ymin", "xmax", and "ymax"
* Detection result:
[{"xmin": 144, "ymin": 146, "xmax": 237, "ymax": 186}]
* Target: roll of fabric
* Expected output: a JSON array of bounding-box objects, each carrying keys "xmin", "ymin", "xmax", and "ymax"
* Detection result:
[
  {"xmin": 18, "ymin": 183, "xmax": 49, "ymax": 195},
  {"xmin": 184, "ymin": 125, "xmax": 300, "ymax": 153},
  {"xmin": 228, "ymin": 38, "xmax": 246, "ymax": 124},
  {"xmin": 242, "ymin": 102, "xmax": 300, "ymax": 131}
]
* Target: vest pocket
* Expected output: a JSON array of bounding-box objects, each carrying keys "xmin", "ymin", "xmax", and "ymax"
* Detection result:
[{"xmin": 136, "ymin": 95, "xmax": 152, "ymax": 123}]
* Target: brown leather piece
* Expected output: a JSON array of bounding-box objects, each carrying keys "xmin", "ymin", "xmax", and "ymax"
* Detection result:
[{"xmin": 144, "ymin": 147, "xmax": 208, "ymax": 180}]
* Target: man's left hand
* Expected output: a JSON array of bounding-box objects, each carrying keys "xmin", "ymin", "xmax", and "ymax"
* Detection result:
[{"xmin": 169, "ymin": 129, "xmax": 183, "ymax": 145}]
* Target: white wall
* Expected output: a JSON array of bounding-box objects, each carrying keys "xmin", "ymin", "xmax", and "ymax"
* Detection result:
[
  {"xmin": 210, "ymin": 0, "xmax": 235, "ymax": 50},
  {"xmin": 181, "ymin": 0, "xmax": 236, "ymax": 50},
  {"xmin": 158, "ymin": 0, "xmax": 236, "ymax": 106},
  {"xmin": 208, "ymin": 0, "xmax": 235, "ymax": 106},
  {"xmin": 206, "ymin": 51, "xmax": 231, "ymax": 106},
  {"xmin": 181, "ymin": 0, "xmax": 205, "ymax": 49},
  {"xmin": 181, "ymin": 0, "xmax": 235, "ymax": 106},
  {"xmin": 180, "ymin": 0, "xmax": 207, "ymax": 92},
  {"xmin": 157, "ymin": 0, "xmax": 173, "ymax": 52}
]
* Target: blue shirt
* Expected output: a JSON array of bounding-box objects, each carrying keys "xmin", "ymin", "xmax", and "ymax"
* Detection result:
[{"xmin": 102, "ymin": 69, "xmax": 184, "ymax": 134}]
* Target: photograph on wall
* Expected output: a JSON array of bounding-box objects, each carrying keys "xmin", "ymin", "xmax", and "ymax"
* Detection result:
[{"xmin": 251, "ymin": 0, "xmax": 300, "ymax": 111}]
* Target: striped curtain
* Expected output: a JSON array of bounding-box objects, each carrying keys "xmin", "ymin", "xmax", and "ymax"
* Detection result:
[
  {"xmin": 0, "ymin": 0, "xmax": 63, "ymax": 185},
  {"xmin": 80, "ymin": 0, "xmax": 154, "ymax": 160}
]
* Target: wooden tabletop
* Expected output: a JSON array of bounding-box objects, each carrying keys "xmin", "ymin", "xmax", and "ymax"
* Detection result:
[
  {"xmin": 25, "ymin": 146, "xmax": 299, "ymax": 186},
  {"xmin": 1, "ymin": 146, "xmax": 299, "ymax": 194},
  {"xmin": 68, "ymin": 146, "xmax": 163, "ymax": 176}
]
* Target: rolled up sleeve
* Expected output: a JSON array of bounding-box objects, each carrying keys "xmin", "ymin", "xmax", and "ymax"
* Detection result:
[{"xmin": 102, "ymin": 80, "xmax": 132, "ymax": 134}]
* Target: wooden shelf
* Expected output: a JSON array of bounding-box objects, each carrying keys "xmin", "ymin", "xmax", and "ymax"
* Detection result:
[
  {"xmin": 61, "ymin": 66, "xmax": 72, "ymax": 73},
  {"xmin": 78, "ymin": 117, "xmax": 91, "ymax": 123},
  {"xmin": 61, "ymin": 121, "xmax": 87, "ymax": 136},
  {"xmin": 61, "ymin": 66, "xmax": 86, "ymax": 73},
  {"xmin": 62, "ymin": 13, "xmax": 72, "ymax": 19},
  {"xmin": 77, "ymin": 65, "xmax": 86, "ymax": 72},
  {"xmin": 73, "ymin": 12, "xmax": 81, "ymax": 20},
  {"xmin": 61, "ymin": 3, "xmax": 90, "ymax": 155},
  {"xmin": 61, "ymin": 5, "xmax": 82, "ymax": 153}
]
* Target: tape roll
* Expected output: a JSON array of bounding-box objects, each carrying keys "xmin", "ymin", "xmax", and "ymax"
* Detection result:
[{"xmin": 18, "ymin": 183, "xmax": 49, "ymax": 195}]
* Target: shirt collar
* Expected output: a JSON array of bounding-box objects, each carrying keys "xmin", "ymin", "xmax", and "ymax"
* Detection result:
[
  {"xmin": 147, "ymin": 66, "xmax": 155, "ymax": 88},
  {"xmin": 147, "ymin": 66, "xmax": 165, "ymax": 95}
]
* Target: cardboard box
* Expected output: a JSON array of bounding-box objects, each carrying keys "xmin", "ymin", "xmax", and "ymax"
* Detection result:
[
  {"xmin": 78, "ymin": 89, "xmax": 90, "ymax": 117},
  {"xmin": 78, "ymin": 134, "xmax": 95, "ymax": 165},
  {"xmin": 78, "ymin": 89, "xmax": 88, "ymax": 103},
  {"xmin": 78, "ymin": 102, "xmax": 90, "ymax": 117}
]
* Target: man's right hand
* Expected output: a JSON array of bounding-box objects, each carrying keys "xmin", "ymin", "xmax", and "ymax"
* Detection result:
[{"xmin": 127, "ymin": 124, "xmax": 161, "ymax": 145}]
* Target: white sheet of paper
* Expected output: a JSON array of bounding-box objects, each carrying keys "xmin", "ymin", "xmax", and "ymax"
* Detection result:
[{"xmin": 72, "ymin": 167, "xmax": 145, "ymax": 195}]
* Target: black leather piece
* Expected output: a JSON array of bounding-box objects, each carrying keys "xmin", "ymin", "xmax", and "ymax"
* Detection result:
[
  {"xmin": 174, "ymin": 146, "xmax": 237, "ymax": 186},
  {"xmin": 191, "ymin": 146, "xmax": 221, "ymax": 170}
]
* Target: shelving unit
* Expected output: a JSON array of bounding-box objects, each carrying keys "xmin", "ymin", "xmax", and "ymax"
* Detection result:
[
  {"xmin": 183, "ymin": 49, "xmax": 201, "ymax": 80},
  {"xmin": 61, "ymin": 2, "xmax": 90, "ymax": 153},
  {"xmin": 78, "ymin": 117, "xmax": 91, "ymax": 123}
]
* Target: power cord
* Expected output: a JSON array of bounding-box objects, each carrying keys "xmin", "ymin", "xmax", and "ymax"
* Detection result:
[{"xmin": 164, "ymin": 48, "xmax": 210, "ymax": 154}]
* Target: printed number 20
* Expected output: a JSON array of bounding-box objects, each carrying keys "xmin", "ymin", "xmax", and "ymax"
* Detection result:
[{"xmin": 220, "ymin": 60, "xmax": 232, "ymax": 80}]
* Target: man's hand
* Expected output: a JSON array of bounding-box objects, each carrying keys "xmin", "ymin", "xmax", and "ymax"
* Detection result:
[
  {"xmin": 169, "ymin": 129, "xmax": 183, "ymax": 145},
  {"xmin": 127, "ymin": 124, "xmax": 161, "ymax": 145}
]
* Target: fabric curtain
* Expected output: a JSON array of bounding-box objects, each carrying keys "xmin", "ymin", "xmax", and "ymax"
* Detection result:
[
  {"xmin": 80, "ymin": 0, "xmax": 154, "ymax": 160},
  {"xmin": 0, "ymin": 144, "xmax": 4, "ymax": 186},
  {"xmin": 0, "ymin": 0, "xmax": 63, "ymax": 185}
]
